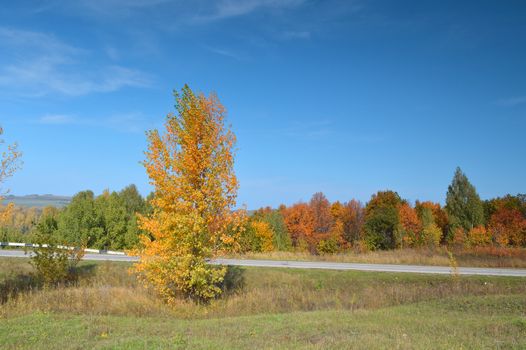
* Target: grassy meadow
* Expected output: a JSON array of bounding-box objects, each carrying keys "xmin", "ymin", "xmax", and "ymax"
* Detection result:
[{"xmin": 1, "ymin": 257, "xmax": 525, "ymax": 349}]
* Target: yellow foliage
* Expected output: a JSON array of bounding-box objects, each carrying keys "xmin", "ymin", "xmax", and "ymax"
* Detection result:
[
  {"xmin": 467, "ymin": 225, "xmax": 492, "ymax": 247},
  {"xmin": 132, "ymin": 85, "xmax": 244, "ymax": 303},
  {"xmin": 0, "ymin": 203, "xmax": 14, "ymax": 225},
  {"xmin": 421, "ymin": 222, "xmax": 441, "ymax": 248},
  {"xmin": 0, "ymin": 125, "xmax": 22, "ymax": 204},
  {"xmin": 251, "ymin": 221, "xmax": 274, "ymax": 252}
]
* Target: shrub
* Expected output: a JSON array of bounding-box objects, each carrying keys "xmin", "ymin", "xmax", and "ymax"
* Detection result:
[
  {"xmin": 467, "ymin": 225, "xmax": 491, "ymax": 247},
  {"xmin": 363, "ymin": 206, "xmax": 399, "ymax": 250},
  {"xmin": 451, "ymin": 227, "xmax": 466, "ymax": 247},
  {"xmin": 317, "ymin": 237, "xmax": 339, "ymax": 254},
  {"xmin": 30, "ymin": 217, "xmax": 84, "ymax": 286},
  {"xmin": 421, "ymin": 223, "xmax": 442, "ymax": 248}
]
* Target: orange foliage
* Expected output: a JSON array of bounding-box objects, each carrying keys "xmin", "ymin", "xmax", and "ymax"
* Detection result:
[
  {"xmin": 133, "ymin": 85, "xmax": 244, "ymax": 303},
  {"xmin": 488, "ymin": 207, "xmax": 526, "ymax": 247},
  {"xmin": 467, "ymin": 225, "xmax": 491, "ymax": 247},
  {"xmin": 329, "ymin": 201, "xmax": 349, "ymax": 249},
  {"xmin": 398, "ymin": 203, "xmax": 422, "ymax": 246},
  {"xmin": 416, "ymin": 201, "xmax": 448, "ymax": 235},
  {"xmin": 452, "ymin": 227, "xmax": 466, "ymax": 246},
  {"xmin": 310, "ymin": 192, "xmax": 333, "ymax": 235},
  {"xmin": 0, "ymin": 202, "xmax": 15, "ymax": 225},
  {"xmin": 282, "ymin": 202, "xmax": 314, "ymax": 249}
]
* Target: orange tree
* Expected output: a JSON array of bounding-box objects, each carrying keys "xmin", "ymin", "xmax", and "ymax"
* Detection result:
[
  {"xmin": 282, "ymin": 202, "xmax": 314, "ymax": 250},
  {"xmin": 133, "ymin": 85, "xmax": 244, "ymax": 304}
]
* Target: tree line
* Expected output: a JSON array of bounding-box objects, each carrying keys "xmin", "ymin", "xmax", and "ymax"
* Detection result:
[
  {"xmin": 1, "ymin": 185, "xmax": 150, "ymax": 250},
  {"xmin": 1, "ymin": 168, "xmax": 525, "ymax": 254},
  {"xmin": 242, "ymin": 167, "xmax": 525, "ymax": 254}
]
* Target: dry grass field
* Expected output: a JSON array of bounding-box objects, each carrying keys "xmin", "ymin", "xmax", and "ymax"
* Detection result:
[
  {"xmin": 1, "ymin": 256, "xmax": 525, "ymax": 349},
  {"xmin": 229, "ymin": 246, "xmax": 526, "ymax": 268}
]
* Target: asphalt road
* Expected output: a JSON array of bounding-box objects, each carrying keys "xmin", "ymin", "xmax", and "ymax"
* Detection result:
[{"xmin": 2, "ymin": 249, "xmax": 526, "ymax": 277}]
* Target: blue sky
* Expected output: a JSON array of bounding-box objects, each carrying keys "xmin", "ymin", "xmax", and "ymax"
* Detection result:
[{"xmin": 0, "ymin": 0, "xmax": 525, "ymax": 208}]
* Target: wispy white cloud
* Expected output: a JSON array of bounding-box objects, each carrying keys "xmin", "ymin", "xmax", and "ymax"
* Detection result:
[
  {"xmin": 189, "ymin": 0, "xmax": 307, "ymax": 23},
  {"xmin": 204, "ymin": 46, "xmax": 246, "ymax": 61},
  {"xmin": 0, "ymin": 27, "xmax": 152, "ymax": 97},
  {"xmin": 37, "ymin": 0, "xmax": 305, "ymax": 22},
  {"xmin": 37, "ymin": 113, "xmax": 156, "ymax": 133},
  {"xmin": 496, "ymin": 95, "xmax": 526, "ymax": 107},
  {"xmin": 34, "ymin": 0, "xmax": 171, "ymax": 18},
  {"xmin": 0, "ymin": 27, "xmax": 83, "ymax": 55}
]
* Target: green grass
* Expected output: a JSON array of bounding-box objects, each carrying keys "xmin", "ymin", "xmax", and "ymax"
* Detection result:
[
  {"xmin": 1, "ymin": 295, "xmax": 525, "ymax": 349},
  {"xmin": 1, "ymin": 257, "xmax": 525, "ymax": 349}
]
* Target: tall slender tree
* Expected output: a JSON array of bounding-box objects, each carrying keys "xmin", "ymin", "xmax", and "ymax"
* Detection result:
[
  {"xmin": 310, "ymin": 192, "xmax": 333, "ymax": 235},
  {"xmin": 445, "ymin": 167, "xmax": 484, "ymax": 234},
  {"xmin": 134, "ymin": 85, "xmax": 243, "ymax": 303}
]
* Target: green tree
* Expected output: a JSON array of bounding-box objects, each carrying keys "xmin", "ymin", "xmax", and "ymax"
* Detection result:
[
  {"xmin": 94, "ymin": 191, "xmax": 128, "ymax": 250},
  {"xmin": 55, "ymin": 187, "xmax": 147, "ymax": 250},
  {"xmin": 119, "ymin": 185, "xmax": 147, "ymax": 248},
  {"xmin": 57, "ymin": 191, "xmax": 102, "ymax": 247},
  {"xmin": 252, "ymin": 208, "xmax": 291, "ymax": 251},
  {"xmin": 445, "ymin": 167, "xmax": 484, "ymax": 235},
  {"xmin": 363, "ymin": 191, "xmax": 402, "ymax": 250},
  {"xmin": 119, "ymin": 184, "xmax": 147, "ymax": 215}
]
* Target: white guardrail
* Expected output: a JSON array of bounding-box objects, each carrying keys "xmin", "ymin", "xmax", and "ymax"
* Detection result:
[{"xmin": 0, "ymin": 242, "xmax": 126, "ymax": 256}]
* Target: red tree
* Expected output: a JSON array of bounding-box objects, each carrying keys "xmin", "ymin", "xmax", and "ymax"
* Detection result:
[{"xmin": 488, "ymin": 207, "xmax": 526, "ymax": 247}]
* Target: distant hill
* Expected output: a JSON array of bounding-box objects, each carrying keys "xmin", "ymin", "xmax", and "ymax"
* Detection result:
[{"xmin": 2, "ymin": 194, "xmax": 72, "ymax": 208}]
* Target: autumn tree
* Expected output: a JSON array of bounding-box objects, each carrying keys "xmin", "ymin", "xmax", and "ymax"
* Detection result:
[
  {"xmin": 466, "ymin": 225, "xmax": 491, "ymax": 247},
  {"xmin": 343, "ymin": 200, "xmax": 365, "ymax": 244},
  {"xmin": 0, "ymin": 126, "xmax": 22, "ymax": 224},
  {"xmin": 310, "ymin": 192, "xmax": 333, "ymax": 235},
  {"xmin": 251, "ymin": 220, "xmax": 274, "ymax": 252},
  {"xmin": 484, "ymin": 194, "xmax": 526, "ymax": 223},
  {"xmin": 445, "ymin": 167, "xmax": 484, "ymax": 238},
  {"xmin": 329, "ymin": 201, "xmax": 347, "ymax": 248},
  {"xmin": 415, "ymin": 201, "xmax": 448, "ymax": 242},
  {"xmin": 282, "ymin": 202, "xmax": 314, "ymax": 250},
  {"xmin": 329, "ymin": 200, "xmax": 364, "ymax": 249},
  {"xmin": 488, "ymin": 206, "xmax": 526, "ymax": 247},
  {"xmin": 134, "ymin": 85, "xmax": 243, "ymax": 303},
  {"xmin": 252, "ymin": 207, "xmax": 291, "ymax": 251},
  {"xmin": 419, "ymin": 208, "xmax": 442, "ymax": 248},
  {"xmin": 397, "ymin": 203, "xmax": 421, "ymax": 247}
]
